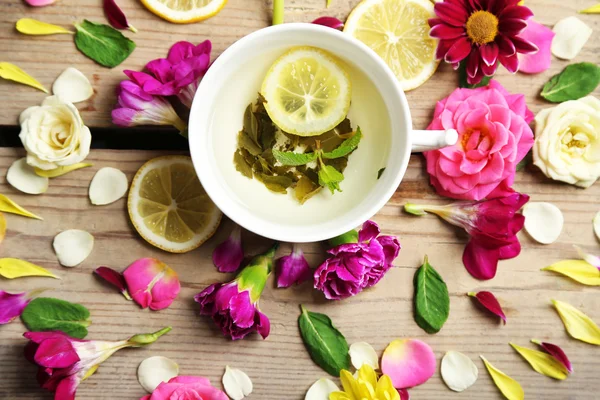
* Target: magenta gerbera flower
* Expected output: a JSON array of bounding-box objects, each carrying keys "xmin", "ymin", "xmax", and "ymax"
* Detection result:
[{"xmin": 429, "ymin": 0, "xmax": 538, "ymax": 84}]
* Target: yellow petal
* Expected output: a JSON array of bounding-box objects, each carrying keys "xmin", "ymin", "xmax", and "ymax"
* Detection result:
[
  {"xmin": 339, "ymin": 369, "xmax": 359, "ymax": 398},
  {"xmin": 580, "ymin": 4, "xmax": 600, "ymax": 13},
  {"xmin": 375, "ymin": 375, "xmax": 400, "ymax": 400},
  {"xmin": 542, "ymin": 260, "xmax": 600, "ymax": 286},
  {"xmin": 480, "ymin": 355, "xmax": 524, "ymax": 400},
  {"xmin": 0, "ymin": 258, "xmax": 59, "ymax": 279},
  {"xmin": 0, "ymin": 194, "xmax": 42, "ymax": 220},
  {"xmin": 357, "ymin": 364, "xmax": 378, "ymax": 387},
  {"xmin": 509, "ymin": 343, "xmax": 569, "ymax": 380},
  {"xmin": 35, "ymin": 163, "xmax": 93, "ymax": 178},
  {"xmin": 16, "ymin": 18, "xmax": 73, "ymax": 35},
  {"xmin": 0, "ymin": 63, "xmax": 48, "ymax": 93},
  {"xmin": 329, "ymin": 393, "xmax": 353, "ymax": 400},
  {"xmin": 0, "ymin": 213, "xmax": 6, "ymax": 245},
  {"xmin": 552, "ymin": 299, "xmax": 600, "ymax": 345}
]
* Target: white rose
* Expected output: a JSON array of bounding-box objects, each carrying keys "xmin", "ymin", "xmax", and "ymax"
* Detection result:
[
  {"xmin": 533, "ymin": 96, "xmax": 600, "ymax": 188},
  {"xmin": 19, "ymin": 96, "xmax": 91, "ymax": 170}
]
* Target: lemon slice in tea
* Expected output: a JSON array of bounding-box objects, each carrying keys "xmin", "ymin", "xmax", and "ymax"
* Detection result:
[
  {"xmin": 128, "ymin": 156, "xmax": 221, "ymax": 253},
  {"xmin": 261, "ymin": 46, "xmax": 352, "ymax": 137}
]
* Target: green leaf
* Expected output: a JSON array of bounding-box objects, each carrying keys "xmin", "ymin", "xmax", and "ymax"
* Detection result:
[
  {"xmin": 298, "ymin": 305, "xmax": 350, "ymax": 376},
  {"xmin": 459, "ymin": 61, "xmax": 492, "ymax": 88},
  {"xmin": 243, "ymin": 104, "xmax": 260, "ymax": 148},
  {"xmin": 322, "ymin": 127, "xmax": 362, "ymax": 159},
  {"xmin": 234, "ymin": 149, "xmax": 253, "ymax": 178},
  {"xmin": 238, "ymin": 130, "xmax": 262, "ymax": 156},
  {"xmin": 413, "ymin": 256, "xmax": 450, "ymax": 334},
  {"xmin": 318, "ymin": 164, "xmax": 344, "ymax": 194},
  {"xmin": 272, "ymin": 149, "xmax": 318, "ymax": 166},
  {"xmin": 74, "ymin": 20, "xmax": 135, "ymax": 68},
  {"xmin": 295, "ymin": 175, "xmax": 321, "ymax": 204},
  {"xmin": 21, "ymin": 298, "xmax": 91, "ymax": 338},
  {"xmin": 541, "ymin": 62, "xmax": 600, "ymax": 102},
  {"xmin": 377, "ymin": 167, "xmax": 386, "ymax": 179}
]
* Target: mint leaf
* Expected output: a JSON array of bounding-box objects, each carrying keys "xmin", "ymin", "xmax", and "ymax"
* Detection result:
[
  {"xmin": 322, "ymin": 127, "xmax": 362, "ymax": 159},
  {"xmin": 318, "ymin": 164, "xmax": 344, "ymax": 194},
  {"xmin": 21, "ymin": 297, "xmax": 91, "ymax": 338},
  {"xmin": 413, "ymin": 256, "xmax": 450, "ymax": 334},
  {"xmin": 541, "ymin": 62, "xmax": 600, "ymax": 103},
  {"xmin": 272, "ymin": 149, "xmax": 318, "ymax": 166},
  {"xmin": 458, "ymin": 61, "xmax": 492, "ymax": 89},
  {"xmin": 74, "ymin": 20, "xmax": 135, "ymax": 68}
]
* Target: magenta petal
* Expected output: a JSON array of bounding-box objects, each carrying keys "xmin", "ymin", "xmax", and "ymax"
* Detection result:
[
  {"xmin": 275, "ymin": 247, "xmax": 312, "ymax": 288},
  {"xmin": 256, "ymin": 311, "xmax": 270, "ymax": 339},
  {"xmin": 498, "ymin": 18, "xmax": 528, "ymax": 35},
  {"xmin": 94, "ymin": 267, "xmax": 128, "ymax": 295},
  {"xmin": 463, "ymin": 239, "xmax": 499, "ymax": 280},
  {"xmin": 229, "ymin": 292, "xmax": 255, "ymax": 328},
  {"xmin": 213, "ymin": 225, "xmax": 244, "ymax": 273},
  {"xmin": 34, "ymin": 338, "xmax": 80, "ymax": 368},
  {"xmin": 469, "ymin": 291, "xmax": 507, "ymax": 324},
  {"xmin": 312, "ymin": 16, "xmax": 344, "ymax": 30},
  {"xmin": 398, "ymin": 389, "xmax": 410, "ymax": 400},
  {"xmin": 434, "ymin": 2, "xmax": 468, "ymax": 27},
  {"xmin": 480, "ymin": 43, "xmax": 499, "ymax": 67},
  {"xmin": 358, "ymin": 220, "xmax": 381, "ymax": 243},
  {"xmin": 0, "ymin": 291, "xmax": 29, "ymax": 324},
  {"xmin": 499, "ymin": 5, "xmax": 534, "ymax": 21},
  {"xmin": 511, "ymin": 35, "xmax": 538, "ymax": 54},
  {"xmin": 499, "ymin": 54, "xmax": 519, "ymax": 73},
  {"xmin": 54, "ymin": 376, "xmax": 79, "ymax": 400},
  {"xmin": 123, "ymin": 258, "xmax": 180, "ymax": 310},
  {"xmin": 496, "ymin": 34, "xmax": 516, "ymax": 56},
  {"xmin": 533, "ymin": 341, "xmax": 573, "ymax": 373},
  {"xmin": 498, "ymin": 238, "xmax": 521, "ymax": 260},
  {"xmin": 517, "ymin": 21, "xmax": 554, "ymax": 74},
  {"xmin": 445, "ymin": 37, "xmax": 472, "ymax": 64},
  {"xmin": 103, "ymin": 0, "xmax": 134, "ymax": 30},
  {"xmin": 430, "ymin": 24, "xmax": 465, "ymax": 39}
]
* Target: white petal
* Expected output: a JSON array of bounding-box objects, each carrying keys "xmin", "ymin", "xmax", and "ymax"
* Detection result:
[
  {"xmin": 349, "ymin": 342, "xmax": 379, "ymax": 370},
  {"xmin": 7, "ymin": 158, "xmax": 48, "ymax": 194},
  {"xmin": 137, "ymin": 356, "xmax": 179, "ymax": 393},
  {"xmin": 52, "ymin": 67, "xmax": 94, "ymax": 103},
  {"xmin": 522, "ymin": 202, "xmax": 564, "ymax": 244},
  {"xmin": 53, "ymin": 229, "xmax": 94, "ymax": 267},
  {"xmin": 305, "ymin": 378, "xmax": 340, "ymax": 400},
  {"xmin": 222, "ymin": 366, "xmax": 252, "ymax": 400},
  {"xmin": 89, "ymin": 167, "xmax": 128, "ymax": 205},
  {"xmin": 441, "ymin": 351, "xmax": 478, "ymax": 392},
  {"xmin": 594, "ymin": 211, "xmax": 600, "ymax": 241},
  {"xmin": 551, "ymin": 17, "xmax": 593, "ymax": 60}
]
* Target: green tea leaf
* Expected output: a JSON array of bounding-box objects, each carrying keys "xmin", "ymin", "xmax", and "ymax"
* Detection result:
[
  {"xmin": 238, "ymin": 130, "xmax": 262, "ymax": 156},
  {"xmin": 322, "ymin": 127, "xmax": 362, "ymax": 159},
  {"xmin": 21, "ymin": 297, "xmax": 91, "ymax": 338},
  {"xmin": 541, "ymin": 63, "xmax": 600, "ymax": 102},
  {"xmin": 413, "ymin": 256, "xmax": 450, "ymax": 334},
  {"xmin": 255, "ymin": 173, "xmax": 293, "ymax": 194},
  {"xmin": 318, "ymin": 164, "xmax": 344, "ymax": 194},
  {"xmin": 74, "ymin": 20, "xmax": 135, "ymax": 68},
  {"xmin": 459, "ymin": 61, "xmax": 492, "ymax": 88},
  {"xmin": 272, "ymin": 149, "xmax": 318, "ymax": 166},
  {"xmin": 295, "ymin": 175, "xmax": 321, "ymax": 204},
  {"xmin": 298, "ymin": 305, "xmax": 350, "ymax": 376},
  {"xmin": 234, "ymin": 149, "xmax": 253, "ymax": 178},
  {"xmin": 243, "ymin": 104, "xmax": 260, "ymax": 147},
  {"xmin": 377, "ymin": 167, "xmax": 386, "ymax": 179}
]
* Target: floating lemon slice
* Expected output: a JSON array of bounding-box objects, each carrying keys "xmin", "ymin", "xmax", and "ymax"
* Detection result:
[
  {"xmin": 261, "ymin": 46, "xmax": 352, "ymax": 137},
  {"xmin": 128, "ymin": 156, "xmax": 221, "ymax": 253},
  {"xmin": 344, "ymin": 0, "xmax": 439, "ymax": 91},
  {"xmin": 139, "ymin": 0, "xmax": 228, "ymax": 24}
]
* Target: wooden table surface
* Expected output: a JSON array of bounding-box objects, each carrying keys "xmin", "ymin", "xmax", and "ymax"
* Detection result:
[{"xmin": 1, "ymin": 0, "xmax": 600, "ymax": 399}]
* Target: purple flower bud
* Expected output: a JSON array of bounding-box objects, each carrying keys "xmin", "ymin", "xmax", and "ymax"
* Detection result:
[
  {"xmin": 275, "ymin": 244, "xmax": 311, "ymax": 288},
  {"xmin": 212, "ymin": 225, "xmax": 244, "ymax": 273}
]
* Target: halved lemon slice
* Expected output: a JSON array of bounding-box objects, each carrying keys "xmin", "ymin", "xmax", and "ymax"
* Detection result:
[
  {"xmin": 261, "ymin": 46, "xmax": 352, "ymax": 137},
  {"xmin": 344, "ymin": 0, "xmax": 439, "ymax": 91},
  {"xmin": 128, "ymin": 156, "xmax": 221, "ymax": 253},
  {"xmin": 139, "ymin": 0, "xmax": 228, "ymax": 24}
]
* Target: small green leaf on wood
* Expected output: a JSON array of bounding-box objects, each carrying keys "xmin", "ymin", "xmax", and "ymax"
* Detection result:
[
  {"xmin": 413, "ymin": 255, "xmax": 450, "ymax": 334},
  {"xmin": 298, "ymin": 305, "xmax": 350, "ymax": 376},
  {"xmin": 541, "ymin": 63, "xmax": 600, "ymax": 103},
  {"xmin": 21, "ymin": 297, "xmax": 91, "ymax": 338},
  {"xmin": 74, "ymin": 20, "xmax": 136, "ymax": 68}
]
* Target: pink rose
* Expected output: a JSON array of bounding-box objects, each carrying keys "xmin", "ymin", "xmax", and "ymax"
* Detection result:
[
  {"xmin": 141, "ymin": 376, "xmax": 228, "ymax": 400},
  {"xmin": 423, "ymin": 80, "xmax": 534, "ymax": 201}
]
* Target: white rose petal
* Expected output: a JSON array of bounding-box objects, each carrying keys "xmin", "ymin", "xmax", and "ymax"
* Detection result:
[
  {"xmin": 52, "ymin": 67, "xmax": 94, "ymax": 103},
  {"xmin": 53, "ymin": 229, "xmax": 94, "ymax": 267},
  {"xmin": 594, "ymin": 211, "xmax": 600, "ymax": 241},
  {"xmin": 7, "ymin": 158, "xmax": 48, "ymax": 194},
  {"xmin": 305, "ymin": 378, "xmax": 340, "ymax": 400},
  {"xmin": 441, "ymin": 351, "xmax": 478, "ymax": 392},
  {"xmin": 222, "ymin": 366, "xmax": 252, "ymax": 400},
  {"xmin": 522, "ymin": 202, "xmax": 564, "ymax": 244},
  {"xmin": 349, "ymin": 342, "xmax": 379, "ymax": 370},
  {"xmin": 89, "ymin": 167, "xmax": 128, "ymax": 205},
  {"xmin": 551, "ymin": 17, "xmax": 593, "ymax": 60},
  {"xmin": 137, "ymin": 356, "xmax": 179, "ymax": 393}
]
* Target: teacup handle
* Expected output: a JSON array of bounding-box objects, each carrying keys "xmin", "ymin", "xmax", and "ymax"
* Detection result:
[{"xmin": 410, "ymin": 129, "xmax": 458, "ymax": 153}]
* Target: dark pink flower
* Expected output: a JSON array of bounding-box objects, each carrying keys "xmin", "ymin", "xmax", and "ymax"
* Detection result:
[
  {"xmin": 430, "ymin": 0, "xmax": 538, "ymax": 84},
  {"xmin": 275, "ymin": 244, "xmax": 312, "ymax": 288},
  {"xmin": 141, "ymin": 376, "xmax": 228, "ymax": 400},
  {"xmin": 195, "ymin": 245, "xmax": 277, "ymax": 340},
  {"xmin": 423, "ymin": 80, "xmax": 534, "ymax": 200},
  {"xmin": 212, "ymin": 225, "xmax": 244, "ymax": 273},
  {"xmin": 314, "ymin": 221, "xmax": 401, "ymax": 300},
  {"xmin": 312, "ymin": 16, "xmax": 344, "ymax": 30},
  {"xmin": 24, "ymin": 328, "xmax": 170, "ymax": 400},
  {"xmin": 405, "ymin": 192, "xmax": 529, "ymax": 280}
]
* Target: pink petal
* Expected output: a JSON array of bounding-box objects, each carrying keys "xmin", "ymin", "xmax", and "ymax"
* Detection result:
[
  {"xmin": 34, "ymin": 337, "xmax": 80, "ymax": 368},
  {"xmin": 462, "ymin": 239, "xmax": 499, "ymax": 280},
  {"xmin": 498, "ymin": 236, "xmax": 521, "ymax": 260},
  {"xmin": 229, "ymin": 292, "xmax": 255, "ymax": 328},
  {"xmin": 213, "ymin": 225, "xmax": 244, "ymax": 273},
  {"xmin": 435, "ymin": 39, "xmax": 455, "ymax": 60},
  {"xmin": 398, "ymin": 388, "xmax": 411, "ymax": 400},
  {"xmin": 532, "ymin": 341, "xmax": 573, "ymax": 373},
  {"xmin": 256, "ymin": 310, "xmax": 270, "ymax": 339},
  {"xmin": 275, "ymin": 247, "xmax": 312, "ymax": 288},
  {"xmin": 0, "ymin": 291, "xmax": 29, "ymax": 324},
  {"xmin": 381, "ymin": 339, "xmax": 436, "ymax": 389},
  {"xmin": 434, "ymin": 2, "xmax": 469, "ymax": 27},
  {"xmin": 430, "ymin": 24, "xmax": 465, "ymax": 39},
  {"xmin": 445, "ymin": 37, "xmax": 472, "ymax": 64},
  {"xmin": 123, "ymin": 258, "xmax": 181, "ymax": 310},
  {"xmin": 496, "ymin": 34, "xmax": 516, "ymax": 56},
  {"xmin": 54, "ymin": 376, "xmax": 79, "ymax": 400},
  {"xmin": 23, "ymin": 0, "xmax": 57, "ymax": 6},
  {"xmin": 468, "ymin": 291, "xmax": 507, "ymax": 324},
  {"xmin": 24, "ymin": 331, "xmax": 70, "ymax": 344},
  {"xmin": 499, "ymin": 5, "xmax": 534, "ymax": 21},
  {"xmin": 480, "ymin": 43, "xmax": 499, "ymax": 67},
  {"xmin": 517, "ymin": 21, "xmax": 555, "ymax": 74},
  {"xmin": 499, "ymin": 18, "xmax": 528, "ymax": 35},
  {"xmin": 169, "ymin": 376, "xmax": 212, "ymax": 385},
  {"xmin": 499, "ymin": 54, "xmax": 519, "ymax": 73},
  {"xmin": 358, "ymin": 220, "xmax": 381, "ymax": 242},
  {"xmin": 312, "ymin": 16, "xmax": 344, "ymax": 30},
  {"xmin": 94, "ymin": 266, "xmax": 129, "ymax": 297},
  {"xmin": 511, "ymin": 35, "xmax": 538, "ymax": 54},
  {"xmin": 103, "ymin": 0, "xmax": 134, "ymax": 30}
]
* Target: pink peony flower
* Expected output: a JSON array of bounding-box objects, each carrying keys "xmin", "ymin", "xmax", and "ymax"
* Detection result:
[
  {"xmin": 314, "ymin": 221, "xmax": 401, "ymax": 300},
  {"xmin": 195, "ymin": 244, "xmax": 277, "ymax": 340},
  {"xmin": 24, "ymin": 328, "xmax": 170, "ymax": 400},
  {"xmin": 275, "ymin": 244, "xmax": 312, "ymax": 288},
  {"xmin": 517, "ymin": 20, "xmax": 555, "ymax": 74},
  {"xmin": 423, "ymin": 80, "xmax": 534, "ymax": 201},
  {"xmin": 212, "ymin": 225, "xmax": 244, "ymax": 273},
  {"xmin": 430, "ymin": 0, "xmax": 538, "ymax": 84},
  {"xmin": 141, "ymin": 376, "xmax": 228, "ymax": 400},
  {"xmin": 405, "ymin": 192, "xmax": 529, "ymax": 280}
]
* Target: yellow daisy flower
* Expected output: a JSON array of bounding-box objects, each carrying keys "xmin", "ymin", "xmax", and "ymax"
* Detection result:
[{"xmin": 330, "ymin": 365, "xmax": 400, "ymax": 400}]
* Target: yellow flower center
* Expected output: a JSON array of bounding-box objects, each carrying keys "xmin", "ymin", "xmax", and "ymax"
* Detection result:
[{"xmin": 466, "ymin": 10, "xmax": 499, "ymax": 45}]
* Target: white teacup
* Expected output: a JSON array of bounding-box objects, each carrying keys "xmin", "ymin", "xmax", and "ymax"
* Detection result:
[{"xmin": 189, "ymin": 23, "xmax": 457, "ymax": 243}]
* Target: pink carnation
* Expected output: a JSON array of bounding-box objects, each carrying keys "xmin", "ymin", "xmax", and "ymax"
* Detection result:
[{"xmin": 423, "ymin": 80, "xmax": 534, "ymax": 201}]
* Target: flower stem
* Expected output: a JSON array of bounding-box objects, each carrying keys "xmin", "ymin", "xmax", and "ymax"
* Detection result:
[{"xmin": 273, "ymin": 0, "xmax": 284, "ymax": 25}]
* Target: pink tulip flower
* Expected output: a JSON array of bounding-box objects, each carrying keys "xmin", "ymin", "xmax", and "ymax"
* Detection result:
[{"xmin": 141, "ymin": 376, "xmax": 228, "ymax": 400}]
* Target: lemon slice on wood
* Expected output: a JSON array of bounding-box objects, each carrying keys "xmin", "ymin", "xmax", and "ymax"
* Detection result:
[
  {"xmin": 344, "ymin": 0, "xmax": 439, "ymax": 91},
  {"xmin": 128, "ymin": 156, "xmax": 221, "ymax": 253},
  {"xmin": 140, "ymin": 0, "xmax": 228, "ymax": 24},
  {"xmin": 261, "ymin": 46, "xmax": 352, "ymax": 137}
]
